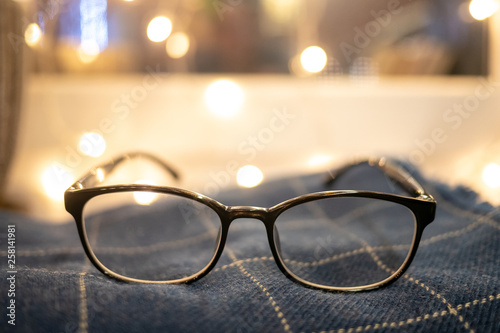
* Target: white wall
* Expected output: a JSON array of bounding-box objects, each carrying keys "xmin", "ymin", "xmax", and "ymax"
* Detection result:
[{"xmin": 7, "ymin": 74, "xmax": 500, "ymax": 221}]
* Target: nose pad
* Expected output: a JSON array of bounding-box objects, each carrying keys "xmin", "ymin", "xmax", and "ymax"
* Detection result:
[{"xmin": 273, "ymin": 225, "xmax": 282, "ymax": 255}]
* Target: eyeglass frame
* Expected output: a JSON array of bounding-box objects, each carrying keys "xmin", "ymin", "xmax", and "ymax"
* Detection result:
[{"xmin": 64, "ymin": 152, "xmax": 436, "ymax": 292}]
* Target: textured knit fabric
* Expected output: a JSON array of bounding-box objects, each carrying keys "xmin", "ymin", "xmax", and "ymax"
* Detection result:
[{"xmin": 1, "ymin": 163, "xmax": 499, "ymax": 333}]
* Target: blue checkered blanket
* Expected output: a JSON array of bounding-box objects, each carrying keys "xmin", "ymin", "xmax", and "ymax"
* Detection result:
[{"xmin": 1, "ymin": 163, "xmax": 499, "ymax": 332}]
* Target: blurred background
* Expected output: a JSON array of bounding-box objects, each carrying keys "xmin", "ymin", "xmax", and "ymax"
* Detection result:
[
  {"xmin": 1, "ymin": 0, "xmax": 500, "ymax": 221},
  {"xmin": 9, "ymin": 0, "xmax": 496, "ymax": 75}
]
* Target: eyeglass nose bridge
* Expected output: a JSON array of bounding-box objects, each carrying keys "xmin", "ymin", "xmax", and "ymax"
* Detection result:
[{"xmin": 225, "ymin": 206, "xmax": 270, "ymax": 222}]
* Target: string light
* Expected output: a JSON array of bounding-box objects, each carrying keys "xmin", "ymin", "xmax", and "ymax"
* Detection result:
[
  {"xmin": 42, "ymin": 164, "xmax": 74, "ymax": 201},
  {"xmin": 133, "ymin": 180, "xmax": 159, "ymax": 205},
  {"xmin": 147, "ymin": 16, "xmax": 172, "ymax": 42},
  {"xmin": 300, "ymin": 46, "xmax": 327, "ymax": 73},
  {"xmin": 79, "ymin": 132, "xmax": 106, "ymax": 158},
  {"xmin": 482, "ymin": 162, "xmax": 500, "ymax": 188},
  {"xmin": 308, "ymin": 154, "xmax": 334, "ymax": 168},
  {"xmin": 237, "ymin": 165, "xmax": 264, "ymax": 188},
  {"xmin": 469, "ymin": 0, "xmax": 500, "ymax": 20},
  {"xmin": 24, "ymin": 23, "xmax": 42, "ymax": 47},
  {"xmin": 77, "ymin": 40, "xmax": 100, "ymax": 63},
  {"xmin": 166, "ymin": 32, "xmax": 190, "ymax": 58},
  {"xmin": 204, "ymin": 79, "xmax": 244, "ymax": 118}
]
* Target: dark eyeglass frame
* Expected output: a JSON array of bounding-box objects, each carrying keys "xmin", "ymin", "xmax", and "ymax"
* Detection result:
[{"xmin": 65, "ymin": 152, "xmax": 436, "ymax": 292}]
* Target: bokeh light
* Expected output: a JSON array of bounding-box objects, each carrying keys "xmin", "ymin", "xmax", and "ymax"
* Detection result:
[
  {"xmin": 147, "ymin": 16, "xmax": 173, "ymax": 42},
  {"xmin": 204, "ymin": 79, "xmax": 244, "ymax": 118},
  {"xmin": 237, "ymin": 165, "xmax": 264, "ymax": 188},
  {"xmin": 300, "ymin": 46, "xmax": 327, "ymax": 73},
  {"xmin": 80, "ymin": 0, "xmax": 108, "ymax": 54},
  {"xmin": 133, "ymin": 180, "xmax": 159, "ymax": 205},
  {"xmin": 77, "ymin": 40, "xmax": 101, "ymax": 63},
  {"xmin": 482, "ymin": 162, "xmax": 500, "ymax": 188},
  {"xmin": 308, "ymin": 154, "xmax": 334, "ymax": 168},
  {"xmin": 79, "ymin": 132, "xmax": 106, "ymax": 157},
  {"xmin": 166, "ymin": 32, "xmax": 190, "ymax": 58},
  {"xmin": 24, "ymin": 23, "xmax": 42, "ymax": 47},
  {"xmin": 42, "ymin": 164, "xmax": 74, "ymax": 201},
  {"xmin": 262, "ymin": 0, "xmax": 299, "ymax": 23},
  {"xmin": 469, "ymin": 0, "xmax": 499, "ymax": 20}
]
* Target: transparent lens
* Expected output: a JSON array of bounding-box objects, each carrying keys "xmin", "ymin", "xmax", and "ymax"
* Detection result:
[
  {"xmin": 274, "ymin": 196, "xmax": 416, "ymax": 288},
  {"xmin": 83, "ymin": 191, "xmax": 221, "ymax": 281}
]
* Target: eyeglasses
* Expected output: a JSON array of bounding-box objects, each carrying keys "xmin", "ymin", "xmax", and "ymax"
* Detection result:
[{"xmin": 64, "ymin": 152, "xmax": 436, "ymax": 292}]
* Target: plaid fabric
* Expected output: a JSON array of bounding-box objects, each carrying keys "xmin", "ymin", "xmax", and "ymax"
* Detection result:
[{"xmin": 1, "ymin": 163, "xmax": 499, "ymax": 332}]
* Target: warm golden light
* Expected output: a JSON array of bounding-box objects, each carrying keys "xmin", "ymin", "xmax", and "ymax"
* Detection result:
[
  {"xmin": 25, "ymin": 23, "xmax": 42, "ymax": 47},
  {"xmin": 237, "ymin": 165, "xmax": 264, "ymax": 188},
  {"xmin": 42, "ymin": 164, "xmax": 74, "ymax": 201},
  {"xmin": 166, "ymin": 32, "xmax": 190, "ymax": 58},
  {"xmin": 147, "ymin": 16, "xmax": 172, "ymax": 42},
  {"xmin": 204, "ymin": 79, "xmax": 244, "ymax": 118},
  {"xmin": 262, "ymin": 0, "xmax": 299, "ymax": 23},
  {"xmin": 96, "ymin": 168, "xmax": 105, "ymax": 183},
  {"xmin": 308, "ymin": 154, "xmax": 334, "ymax": 168},
  {"xmin": 482, "ymin": 162, "xmax": 500, "ymax": 188},
  {"xmin": 469, "ymin": 0, "xmax": 499, "ymax": 20},
  {"xmin": 77, "ymin": 40, "xmax": 100, "ymax": 63},
  {"xmin": 79, "ymin": 132, "xmax": 106, "ymax": 158},
  {"xmin": 300, "ymin": 46, "xmax": 327, "ymax": 73},
  {"xmin": 133, "ymin": 180, "xmax": 159, "ymax": 205}
]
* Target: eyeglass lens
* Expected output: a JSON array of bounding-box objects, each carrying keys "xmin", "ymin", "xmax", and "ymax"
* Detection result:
[
  {"xmin": 275, "ymin": 196, "xmax": 416, "ymax": 288},
  {"xmin": 83, "ymin": 191, "xmax": 221, "ymax": 281},
  {"xmin": 83, "ymin": 192, "xmax": 415, "ymax": 287}
]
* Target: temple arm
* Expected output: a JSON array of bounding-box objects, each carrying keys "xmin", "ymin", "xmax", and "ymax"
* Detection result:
[
  {"xmin": 68, "ymin": 152, "xmax": 180, "ymax": 190},
  {"xmin": 325, "ymin": 157, "xmax": 433, "ymax": 200}
]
